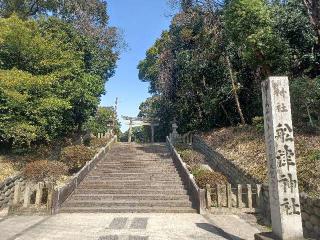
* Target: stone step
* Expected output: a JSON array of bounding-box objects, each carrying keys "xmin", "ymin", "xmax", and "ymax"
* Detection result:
[
  {"xmin": 76, "ymin": 184, "xmax": 186, "ymax": 190},
  {"xmin": 69, "ymin": 194, "xmax": 191, "ymax": 201},
  {"xmin": 85, "ymin": 175, "xmax": 182, "ymax": 180},
  {"xmin": 59, "ymin": 206, "xmax": 197, "ymax": 213},
  {"xmin": 59, "ymin": 143, "xmax": 195, "ymax": 213},
  {"xmin": 82, "ymin": 182, "xmax": 184, "ymax": 187},
  {"xmin": 84, "ymin": 178, "xmax": 182, "ymax": 183},
  {"xmin": 102, "ymin": 157, "xmax": 172, "ymax": 160},
  {"xmin": 107, "ymin": 157, "xmax": 171, "ymax": 159},
  {"xmin": 74, "ymin": 188, "xmax": 188, "ymax": 195},
  {"xmin": 95, "ymin": 164, "xmax": 176, "ymax": 168},
  {"xmin": 95, "ymin": 167, "xmax": 175, "ymax": 170},
  {"xmin": 92, "ymin": 170, "xmax": 179, "ymax": 174},
  {"xmin": 81, "ymin": 179, "xmax": 183, "ymax": 184},
  {"xmin": 92, "ymin": 168, "xmax": 177, "ymax": 172},
  {"xmin": 96, "ymin": 163, "xmax": 175, "ymax": 167},
  {"xmin": 87, "ymin": 172, "xmax": 180, "ymax": 177},
  {"xmin": 62, "ymin": 199, "xmax": 193, "ymax": 208}
]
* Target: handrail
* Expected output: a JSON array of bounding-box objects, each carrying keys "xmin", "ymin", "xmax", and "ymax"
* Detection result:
[
  {"xmin": 51, "ymin": 135, "xmax": 117, "ymax": 214},
  {"xmin": 166, "ymin": 136, "xmax": 205, "ymax": 214}
]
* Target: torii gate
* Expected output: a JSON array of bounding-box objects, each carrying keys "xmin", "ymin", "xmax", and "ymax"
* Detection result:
[{"xmin": 122, "ymin": 116, "xmax": 159, "ymax": 143}]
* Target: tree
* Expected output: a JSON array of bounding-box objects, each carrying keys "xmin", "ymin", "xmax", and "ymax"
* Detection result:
[
  {"xmin": 0, "ymin": 15, "xmax": 118, "ymax": 148},
  {"xmin": 224, "ymin": 0, "xmax": 290, "ymax": 78},
  {"xmin": 303, "ymin": 0, "xmax": 320, "ymax": 46},
  {"xmin": 139, "ymin": 0, "xmax": 320, "ymax": 134},
  {"xmin": 0, "ymin": 0, "xmax": 122, "ymax": 63},
  {"xmin": 84, "ymin": 106, "xmax": 120, "ymax": 136},
  {"xmin": 290, "ymin": 77, "xmax": 320, "ymax": 131}
]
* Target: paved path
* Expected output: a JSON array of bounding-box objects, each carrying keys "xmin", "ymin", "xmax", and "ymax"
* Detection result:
[{"xmin": 0, "ymin": 213, "xmax": 260, "ymax": 240}]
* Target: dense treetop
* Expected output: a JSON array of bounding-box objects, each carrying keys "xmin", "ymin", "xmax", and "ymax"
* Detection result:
[
  {"xmin": 138, "ymin": 0, "xmax": 320, "ymax": 138},
  {"xmin": 0, "ymin": 1, "xmax": 120, "ymax": 148}
]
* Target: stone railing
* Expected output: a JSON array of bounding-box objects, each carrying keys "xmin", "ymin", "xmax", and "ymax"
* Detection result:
[
  {"xmin": 0, "ymin": 175, "xmax": 25, "ymax": 210},
  {"xmin": 205, "ymin": 183, "xmax": 262, "ymax": 214},
  {"xmin": 9, "ymin": 182, "xmax": 54, "ymax": 214},
  {"xmin": 166, "ymin": 136, "xmax": 206, "ymax": 214},
  {"xmin": 192, "ymin": 135, "xmax": 259, "ymax": 184},
  {"xmin": 51, "ymin": 135, "xmax": 117, "ymax": 214}
]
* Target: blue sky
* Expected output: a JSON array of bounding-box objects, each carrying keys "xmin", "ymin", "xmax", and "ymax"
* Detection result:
[{"xmin": 100, "ymin": 0, "xmax": 174, "ymax": 132}]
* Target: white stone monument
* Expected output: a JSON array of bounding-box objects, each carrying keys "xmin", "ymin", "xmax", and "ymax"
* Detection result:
[{"xmin": 257, "ymin": 77, "xmax": 304, "ymax": 239}]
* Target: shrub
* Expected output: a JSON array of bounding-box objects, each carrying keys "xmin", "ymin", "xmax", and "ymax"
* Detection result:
[
  {"xmin": 23, "ymin": 160, "xmax": 68, "ymax": 182},
  {"xmin": 298, "ymin": 149, "xmax": 320, "ymax": 196},
  {"xmin": 87, "ymin": 137, "xmax": 109, "ymax": 149},
  {"xmin": 179, "ymin": 149, "xmax": 205, "ymax": 167},
  {"xmin": 174, "ymin": 143, "xmax": 191, "ymax": 152},
  {"xmin": 60, "ymin": 145, "xmax": 95, "ymax": 173},
  {"xmin": 252, "ymin": 116, "xmax": 264, "ymax": 133},
  {"xmin": 192, "ymin": 167, "xmax": 228, "ymax": 189}
]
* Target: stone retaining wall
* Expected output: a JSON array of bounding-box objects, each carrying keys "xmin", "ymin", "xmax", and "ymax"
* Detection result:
[
  {"xmin": 259, "ymin": 185, "xmax": 320, "ymax": 238},
  {"xmin": 300, "ymin": 194, "xmax": 320, "ymax": 239},
  {"xmin": 193, "ymin": 135, "xmax": 320, "ymax": 238},
  {"xmin": 0, "ymin": 175, "xmax": 25, "ymax": 209},
  {"xmin": 192, "ymin": 135, "xmax": 259, "ymax": 184}
]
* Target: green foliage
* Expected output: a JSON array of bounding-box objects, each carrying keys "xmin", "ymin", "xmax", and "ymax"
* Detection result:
[
  {"xmin": 0, "ymin": 15, "xmax": 118, "ymax": 148},
  {"xmin": 23, "ymin": 160, "xmax": 68, "ymax": 182},
  {"xmin": 224, "ymin": 0, "xmax": 290, "ymax": 76},
  {"xmin": 60, "ymin": 145, "xmax": 95, "ymax": 173},
  {"xmin": 0, "ymin": 0, "xmax": 109, "ymax": 26},
  {"xmin": 138, "ymin": 96, "xmax": 172, "ymax": 142},
  {"xmin": 252, "ymin": 116, "xmax": 264, "ymax": 133},
  {"xmin": 120, "ymin": 126, "xmax": 150, "ymax": 143},
  {"xmin": 84, "ymin": 106, "xmax": 119, "ymax": 136},
  {"xmin": 138, "ymin": 0, "xmax": 320, "ymax": 134},
  {"xmin": 290, "ymin": 77, "xmax": 320, "ymax": 132}
]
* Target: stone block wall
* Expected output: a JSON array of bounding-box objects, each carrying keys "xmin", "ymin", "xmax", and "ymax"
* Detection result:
[
  {"xmin": 0, "ymin": 175, "xmax": 25, "ymax": 209},
  {"xmin": 261, "ymin": 186, "xmax": 320, "ymax": 239},
  {"xmin": 300, "ymin": 194, "xmax": 320, "ymax": 239},
  {"xmin": 192, "ymin": 135, "xmax": 259, "ymax": 184}
]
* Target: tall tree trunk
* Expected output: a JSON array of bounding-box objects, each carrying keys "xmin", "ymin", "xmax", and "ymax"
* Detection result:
[
  {"xmin": 220, "ymin": 103, "xmax": 234, "ymax": 126},
  {"xmin": 225, "ymin": 54, "xmax": 246, "ymax": 125},
  {"xmin": 305, "ymin": 103, "xmax": 315, "ymax": 127},
  {"xmin": 303, "ymin": 0, "xmax": 320, "ymax": 47},
  {"xmin": 195, "ymin": 90, "xmax": 204, "ymax": 120}
]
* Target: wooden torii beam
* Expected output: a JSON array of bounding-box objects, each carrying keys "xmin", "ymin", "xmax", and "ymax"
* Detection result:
[{"xmin": 122, "ymin": 116, "xmax": 159, "ymax": 143}]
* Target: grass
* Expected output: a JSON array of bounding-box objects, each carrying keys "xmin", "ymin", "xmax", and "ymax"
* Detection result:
[
  {"xmin": 175, "ymin": 144, "xmax": 229, "ymax": 189},
  {"xmin": 0, "ymin": 156, "xmax": 19, "ymax": 182}
]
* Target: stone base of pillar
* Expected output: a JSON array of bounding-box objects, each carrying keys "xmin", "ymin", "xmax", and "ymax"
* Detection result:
[{"xmin": 254, "ymin": 232, "xmax": 305, "ymax": 240}]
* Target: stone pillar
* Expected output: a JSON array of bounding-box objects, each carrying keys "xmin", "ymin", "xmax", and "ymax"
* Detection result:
[
  {"xmin": 13, "ymin": 183, "xmax": 22, "ymax": 206},
  {"xmin": 128, "ymin": 120, "xmax": 133, "ymax": 143},
  {"xmin": 151, "ymin": 124, "xmax": 155, "ymax": 143},
  {"xmin": 35, "ymin": 182, "xmax": 44, "ymax": 207},
  {"xmin": 258, "ymin": 77, "xmax": 303, "ymax": 239},
  {"xmin": 171, "ymin": 123, "xmax": 178, "ymax": 143},
  {"xmin": 23, "ymin": 184, "xmax": 31, "ymax": 208}
]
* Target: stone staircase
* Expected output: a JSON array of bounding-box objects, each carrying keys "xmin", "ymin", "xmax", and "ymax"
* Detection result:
[{"xmin": 59, "ymin": 143, "xmax": 196, "ymax": 213}]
